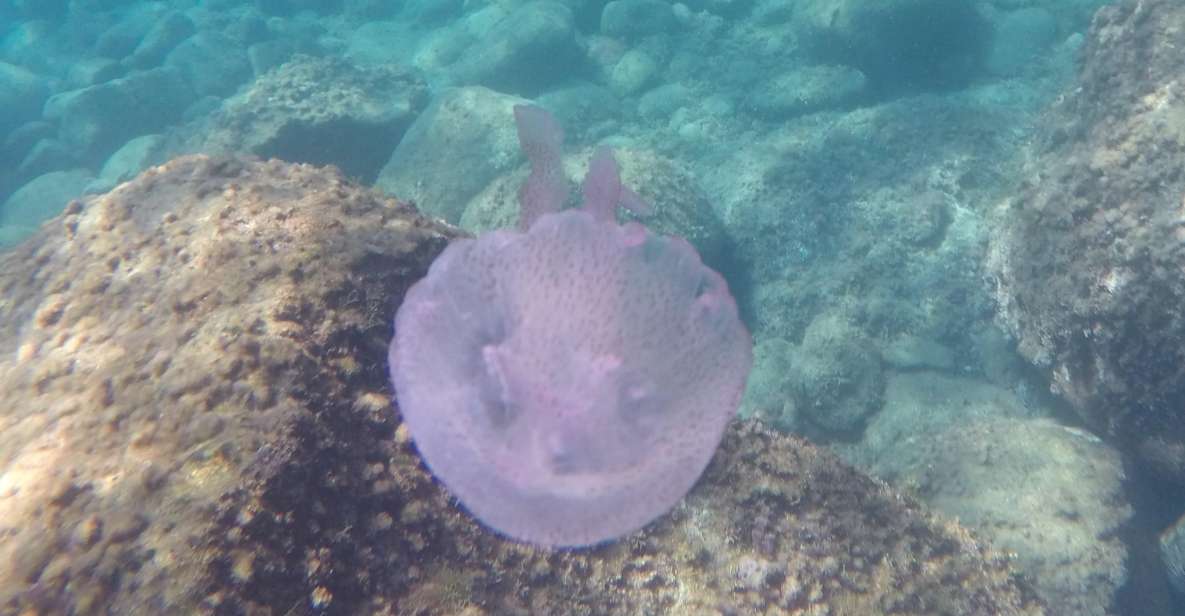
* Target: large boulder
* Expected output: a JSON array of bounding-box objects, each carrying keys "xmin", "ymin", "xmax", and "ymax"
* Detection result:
[
  {"xmin": 858, "ymin": 376, "xmax": 1133, "ymax": 616},
  {"xmin": 0, "ymin": 155, "xmax": 1044, "ymax": 614},
  {"xmin": 0, "ymin": 62, "xmax": 49, "ymax": 138},
  {"xmin": 0, "ymin": 168, "xmax": 94, "ymax": 229},
  {"xmin": 124, "ymin": 11, "xmax": 196, "ymax": 69},
  {"xmin": 42, "ymin": 68, "xmax": 194, "ymax": 165},
  {"xmin": 375, "ymin": 86, "xmax": 528, "ymax": 224},
  {"xmin": 182, "ymin": 55, "xmax": 428, "ymax": 185},
  {"xmin": 987, "ymin": 0, "xmax": 1185, "ymax": 484},
  {"xmin": 163, "ymin": 31, "xmax": 253, "ymax": 98},
  {"xmin": 446, "ymin": 1, "xmax": 583, "ymax": 95}
]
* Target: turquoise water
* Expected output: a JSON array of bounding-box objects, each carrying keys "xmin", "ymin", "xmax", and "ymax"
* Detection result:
[{"xmin": 4, "ymin": 0, "xmax": 1181, "ymax": 614}]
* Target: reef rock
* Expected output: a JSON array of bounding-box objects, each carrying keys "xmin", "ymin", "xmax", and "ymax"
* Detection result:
[
  {"xmin": 868, "ymin": 414, "xmax": 1131, "ymax": 616},
  {"xmin": 181, "ymin": 55, "xmax": 428, "ymax": 184},
  {"xmin": 987, "ymin": 0, "xmax": 1185, "ymax": 484}
]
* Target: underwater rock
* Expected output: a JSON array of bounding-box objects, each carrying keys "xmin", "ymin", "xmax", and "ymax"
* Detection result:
[
  {"xmin": 748, "ymin": 65, "xmax": 868, "ymax": 120},
  {"xmin": 740, "ymin": 336, "xmax": 799, "ymax": 428},
  {"xmin": 793, "ymin": 0, "xmax": 989, "ymax": 90},
  {"xmin": 124, "ymin": 11, "xmax": 195, "ymax": 70},
  {"xmin": 164, "ymin": 30, "xmax": 252, "ymax": 98},
  {"xmin": 445, "ymin": 1, "xmax": 582, "ymax": 95},
  {"xmin": 607, "ymin": 47, "xmax": 661, "ymax": 96},
  {"xmin": 1161, "ymin": 513, "xmax": 1185, "ymax": 596},
  {"xmin": 987, "ymin": 0, "xmax": 1185, "ymax": 485},
  {"xmin": 0, "ymin": 155, "xmax": 1044, "ymax": 614},
  {"xmin": 637, "ymin": 82, "xmax": 691, "ymax": 120},
  {"xmin": 42, "ymin": 67, "xmax": 193, "ymax": 165},
  {"xmin": 15, "ymin": 137, "xmax": 80, "ymax": 181},
  {"xmin": 0, "ymin": 61, "xmax": 49, "ymax": 137},
  {"xmin": 790, "ymin": 313, "xmax": 885, "ymax": 435},
  {"xmin": 245, "ymin": 39, "xmax": 303, "ymax": 77},
  {"xmin": 1, "ymin": 168, "xmax": 93, "ymax": 229},
  {"xmin": 183, "ymin": 54, "xmax": 428, "ymax": 185},
  {"xmin": 86, "ymin": 134, "xmax": 167, "ymax": 195},
  {"xmin": 880, "ymin": 334, "xmax": 955, "ymax": 372},
  {"xmin": 983, "ymin": 7, "xmax": 1059, "ymax": 78},
  {"xmin": 92, "ymin": 3, "xmax": 173, "ymax": 61},
  {"xmin": 0, "ymin": 155, "xmax": 455, "ymax": 615},
  {"xmin": 377, "ymin": 86, "xmax": 529, "ymax": 224},
  {"xmin": 2, "ymin": 120, "xmax": 55, "ymax": 169},
  {"xmin": 537, "ymin": 82, "xmax": 623, "ymax": 132},
  {"xmin": 867, "ymin": 415, "xmax": 1132, "ymax": 616},
  {"xmin": 63, "ymin": 56, "xmax": 123, "ymax": 89}
]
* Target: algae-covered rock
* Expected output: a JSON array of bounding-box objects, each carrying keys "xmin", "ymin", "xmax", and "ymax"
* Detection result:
[
  {"xmin": 376, "ymin": 86, "xmax": 528, "ymax": 224},
  {"xmin": 790, "ymin": 312, "xmax": 885, "ymax": 435},
  {"xmin": 0, "ymin": 155, "xmax": 1043, "ymax": 615},
  {"xmin": 869, "ymin": 415, "xmax": 1131, "ymax": 616},
  {"xmin": 987, "ymin": 0, "xmax": 1185, "ymax": 485},
  {"xmin": 184, "ymin": 55, "xmax": 429, "ymax": 184},
  {"xmin": 0, "ymin": 155, "xmax": 454, "ymax": 615}
]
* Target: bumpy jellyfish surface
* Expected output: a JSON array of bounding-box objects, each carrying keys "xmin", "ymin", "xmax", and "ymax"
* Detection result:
[{"xmin": 390, "ymin": 210, "xmax": 752, "ymax": 548}]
